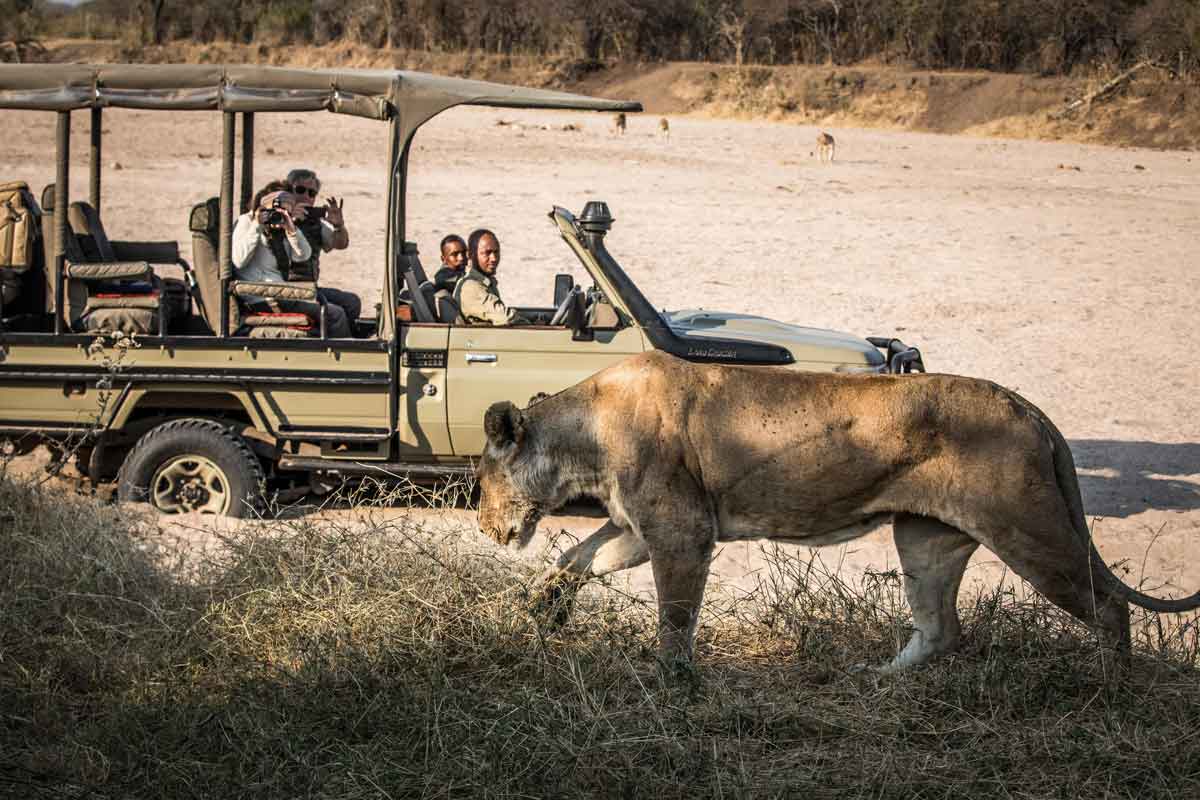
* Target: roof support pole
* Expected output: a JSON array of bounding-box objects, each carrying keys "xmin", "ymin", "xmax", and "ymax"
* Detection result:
[
  {"xmin": 240, "ymin": 112, "xmax": 254, "ymax": 215},
  {"xmin": 219, "ymin": 111, "xmax": 235, "ymax": 338},
  {"xmin": 89, "ymin": 107, "xmax": 102, "ymax": 213},
  {"xmin": 54, "ymin": 111, "xmax": 70, "ymax": 335}
]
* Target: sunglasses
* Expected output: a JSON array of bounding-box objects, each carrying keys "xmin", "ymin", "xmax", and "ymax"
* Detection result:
[{"xmin": 291, "ymin": 185, "xmax": 318, "ymax": 198}]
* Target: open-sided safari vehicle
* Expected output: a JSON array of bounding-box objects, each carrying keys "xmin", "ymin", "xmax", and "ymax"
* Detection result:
[{"xmin": 0, "ymin": 64, "xmax": 923, "ymax": 516}]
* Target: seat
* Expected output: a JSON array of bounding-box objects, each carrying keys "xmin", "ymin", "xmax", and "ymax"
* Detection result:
[
  {"xmin": 434, "ymin": 288, "xmax": 465, "ymax": 324},
  {"xmin": 188, "ymin": 197, "xmax": 325, "ymax": 338},
  {"xmin": 66, "ymin": 199, "xmax": 191, "ymax": 333},
  {"xmin": 397, "ymin": 243, "xmax": 441, "ymax": 323},
  {"xmin": 39, "ymin": 185, "xmax": 187, "ymax": 335},
  {"xmin": 40, "ymin": 186, "xmax": 162, "ymax": 334}
]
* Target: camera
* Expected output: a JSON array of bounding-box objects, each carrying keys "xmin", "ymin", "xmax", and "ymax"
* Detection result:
[
  {"xmin": 258, "ymin": 198, "xmax": 287, "ymax": 228},
  {"xmin": 304, "ymin": 205, "xmax": 327, "ymax": 221}
]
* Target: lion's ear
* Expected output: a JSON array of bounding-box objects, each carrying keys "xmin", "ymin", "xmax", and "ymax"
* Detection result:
[{"xmin": 484, "ymin": 401, "xmax": 526, "ymax": 450}]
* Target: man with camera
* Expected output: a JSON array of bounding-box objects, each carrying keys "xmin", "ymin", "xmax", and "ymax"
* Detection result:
[
  {"xmin": 231, "ymin": 180, "xmax": 352, "ymax": 338},
  {"xmin": 286, "ymin": 168, "xmax": 361, "ymax": 326}
]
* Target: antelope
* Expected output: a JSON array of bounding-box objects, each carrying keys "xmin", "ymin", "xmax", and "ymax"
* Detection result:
[
  {"xmin": 612, "ymin": 112, "xmax": 626, "ymax": 136},
  {"xmin": 659, "ymin": 117, "xmax": 671, "ymax": 140},
  {"xmin": 816, "ymin": 131, "xmax": 836, "ymax": 163}
]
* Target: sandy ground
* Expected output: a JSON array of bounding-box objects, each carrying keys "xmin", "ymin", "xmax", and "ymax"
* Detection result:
[{"xmin": 2, "ymin": 105, "xmax": 1199, "ymax": 607}]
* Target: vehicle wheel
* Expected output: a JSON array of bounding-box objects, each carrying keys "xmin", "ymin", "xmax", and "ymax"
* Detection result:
[{"xmin": 117, "ymin": 419, "xmax": 265, "ymax": 518}]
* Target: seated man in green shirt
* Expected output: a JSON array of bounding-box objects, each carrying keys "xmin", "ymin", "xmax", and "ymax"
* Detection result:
[{"xmin": 453, "ymin": 229, "xmax": 530, "ymax": 326}]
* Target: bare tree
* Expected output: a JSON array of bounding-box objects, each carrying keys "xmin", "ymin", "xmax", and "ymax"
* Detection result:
[
  {"xmin": 718, "ymin": 6, "xmax": 749, "ymax": 68},
  {"xmin": 137, "ymin": 0, "xmax": 167, "ymax": 45}
]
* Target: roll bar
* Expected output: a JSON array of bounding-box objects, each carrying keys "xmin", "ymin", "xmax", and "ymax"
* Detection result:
[{"xmin": 31, "ymin": 64, "xmax": 640, "ymax": 341}]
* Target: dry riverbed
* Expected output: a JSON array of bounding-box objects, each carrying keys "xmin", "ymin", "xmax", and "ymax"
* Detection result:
[{"xmin": 2, "ymin": 104, "xmax": 1198, "ymax": 605}]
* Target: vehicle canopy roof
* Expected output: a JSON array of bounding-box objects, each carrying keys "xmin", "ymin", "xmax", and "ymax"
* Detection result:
[
  {"xmin": 0, "ymin": 63, "xmax": 642, "ymax": 120},
  {"xmin": 3, "ymin": 64, "xmax": 641, "ymax": 340}
]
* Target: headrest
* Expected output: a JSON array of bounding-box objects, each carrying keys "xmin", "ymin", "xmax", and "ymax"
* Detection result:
[
  {"xmin": 41, "ymin": 183, "xmax": 55, "ymax": 212},
  {"xmin": 189, "ymin": 197, "xmax": 220, "ymax": 234}
]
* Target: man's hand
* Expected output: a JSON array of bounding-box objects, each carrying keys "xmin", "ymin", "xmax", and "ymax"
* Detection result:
[
  {"xmin": 324, "ymin": 197, "xmax": 345, "ymax": 229},
  {"xmin": 279, "ymin": 207, "xmax": 298, "ymax": 235}
]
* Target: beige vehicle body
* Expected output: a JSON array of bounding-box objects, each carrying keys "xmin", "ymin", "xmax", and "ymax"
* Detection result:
[{"xmin": 0, "ymin": 64, "xmax": 921, "ymax": 515}]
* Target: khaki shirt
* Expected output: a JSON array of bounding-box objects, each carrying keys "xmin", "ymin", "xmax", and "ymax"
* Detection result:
[{"xmin": 454, "ymin": 268, "xmax": 527, "ymax": 326}]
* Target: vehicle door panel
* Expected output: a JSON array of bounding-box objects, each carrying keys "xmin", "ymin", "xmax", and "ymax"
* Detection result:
[
  {"xmin": 397, "ymin": 324, "xmax": 453, "ymax": 457},
  {"xmin": 445, "ymin": 325, "xmax": 646, "ymax": 456}
]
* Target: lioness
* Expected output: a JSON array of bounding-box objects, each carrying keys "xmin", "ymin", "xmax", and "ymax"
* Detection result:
[{"xmin": 476, "ymin": 351, "xmax": 1200, "ymax": 671}]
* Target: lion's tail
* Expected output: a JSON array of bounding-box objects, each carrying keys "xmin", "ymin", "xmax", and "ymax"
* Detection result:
[{"xmin": 1041, "ymin": 410, "xmax": 1200, "ymax": 614}]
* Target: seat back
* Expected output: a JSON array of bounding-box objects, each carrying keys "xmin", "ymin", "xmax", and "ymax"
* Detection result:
[
  {"xmin": 434, "ymin": 288, "xmax": 465, "ymax": 325},
  {"xmin": 188, "ymin": 197, "xmax": 224, "ymax": 333},
  {"xmin": 66, "ymin": 201, "xmax": 117, "ymax": 262},
  {"xmin": 399, "ymin": 242, "xmax": 437, "ymax": 323},
  {"xmin": 40, "ymin": 184, "xmax": 92, "ymax": 325},
  {"xmin": 40, "ymin": 185, "xmax": 57, "ymax": 314}
]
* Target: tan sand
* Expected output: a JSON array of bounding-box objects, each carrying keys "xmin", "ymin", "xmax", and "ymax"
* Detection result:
[{"xmin": 2, "ymin": 105, "xmax": 1197, "ymax": 606}]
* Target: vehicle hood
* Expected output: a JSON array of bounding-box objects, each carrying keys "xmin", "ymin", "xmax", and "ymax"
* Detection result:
[{"xmin": 665, "ymin": 310, "xmax": 884, "ymax": 368}]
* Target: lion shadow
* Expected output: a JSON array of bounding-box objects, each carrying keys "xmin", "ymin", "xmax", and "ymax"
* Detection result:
[{"xmin": 1069, "ymin": 439, "xmax": 1200, "ymax": 518}]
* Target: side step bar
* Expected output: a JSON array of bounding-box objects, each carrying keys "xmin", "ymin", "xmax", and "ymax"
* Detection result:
[{"xmin": 276, "ymin": 456, "xmax": 473, "ymax": 477}]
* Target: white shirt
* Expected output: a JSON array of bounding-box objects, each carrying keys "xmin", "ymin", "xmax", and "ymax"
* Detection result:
[{"xmin": 232, "ymin": 212, "xmax": 313, "ymax": 284}]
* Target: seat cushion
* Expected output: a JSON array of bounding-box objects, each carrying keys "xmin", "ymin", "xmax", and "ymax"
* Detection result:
[
  {"xmin": 80, "ymin": 306, "xmax": 159, "ymax": 335},
  {"xmin": 241, "ymin": 312, "xmax": 314, "ymax": 328},
  {"xmin": 85, "ymin": 291, "xmax": 161, "ymax": 312},
  {"xmin": 246, "ymin": 325, "xmax": 312, "ymax": 339},
  {"xmin": 67, "ymin": 261, "xmax": 152, "ymax": 280},
  {"xmin": 231, "ymin": 280, "xmax": 318, "ymax": 301}
]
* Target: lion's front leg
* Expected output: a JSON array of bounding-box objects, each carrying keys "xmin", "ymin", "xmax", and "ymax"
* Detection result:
[
  {"xmin": 534, "ymin": 519, "xmax": 650, "ymax": 628},
  {"xmin": 642, "ymin": 519, "xmax": 717, "ymax": 666}
]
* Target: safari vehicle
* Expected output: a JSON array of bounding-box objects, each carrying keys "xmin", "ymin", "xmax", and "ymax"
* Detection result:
[{"xmin": 0, "ymin": 64, "xmax": 923, "ymax": 516}]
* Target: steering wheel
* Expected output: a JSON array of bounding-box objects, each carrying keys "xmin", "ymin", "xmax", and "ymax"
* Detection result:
[{"xmin": 549, "ymin": 286, "xmax": 578, "ymax": 326}]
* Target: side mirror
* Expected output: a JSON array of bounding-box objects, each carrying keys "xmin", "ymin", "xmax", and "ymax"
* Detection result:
[{"xmin": 553, "ymin": 273, "xmax": 574, "ymax": 308}]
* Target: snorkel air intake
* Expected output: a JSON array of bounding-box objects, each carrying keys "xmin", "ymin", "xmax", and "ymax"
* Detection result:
[
  {"xmin": 570, "ymin": 201, "xmax": 794, "ymax": 366},
  {"xmin": 578, "ymin": 201, "xmax": 614, "ymax": 248}
]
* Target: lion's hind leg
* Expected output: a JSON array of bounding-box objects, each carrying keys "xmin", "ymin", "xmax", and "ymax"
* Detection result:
[
  {"xmin": 884, "ymin": 515, "xmax": 980, "ymax": 671},
  {"xmin": 960, "ymin": 503, "xmax": 1132, "ymax": 671},
  {"xmin": 535, "ymin": 519, "xmax": 649, "ymax": 629}
]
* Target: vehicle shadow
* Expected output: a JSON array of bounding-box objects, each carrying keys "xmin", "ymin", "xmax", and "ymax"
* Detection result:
[
  {"xmin": 267, "ymin": 475, "xmax": 610, "ymax": 521},
  {"xmin": 1069, "ymin": 439, "xmax": 1200, "ymax": 518}
]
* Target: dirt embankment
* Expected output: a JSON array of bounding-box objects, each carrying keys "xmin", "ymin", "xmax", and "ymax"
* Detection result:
[{"xmin": 36, "ymin": 37, "xmax": 1200, "ymax": 150}]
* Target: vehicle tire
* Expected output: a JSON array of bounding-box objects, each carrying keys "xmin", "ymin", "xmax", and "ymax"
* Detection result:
[{"xmin": 117, "ymin": 418, "xmax": 265, "ymax": 518}]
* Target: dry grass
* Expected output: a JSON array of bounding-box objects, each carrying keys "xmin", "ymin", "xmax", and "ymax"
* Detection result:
[{"xmin": 2, "ymin": 471, "xmax": 1199, "ymax": 799}]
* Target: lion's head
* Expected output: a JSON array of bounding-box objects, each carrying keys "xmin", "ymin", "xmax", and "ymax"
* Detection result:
[{"xmin": 476, "ymin": 401, "xmax": 548, "ymax": 547}]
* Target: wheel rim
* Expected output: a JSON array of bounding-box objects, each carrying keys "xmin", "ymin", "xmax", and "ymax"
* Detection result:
[{"xmin": 151, "ymin": 455, "xmax": 231, "ymax": 514}]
